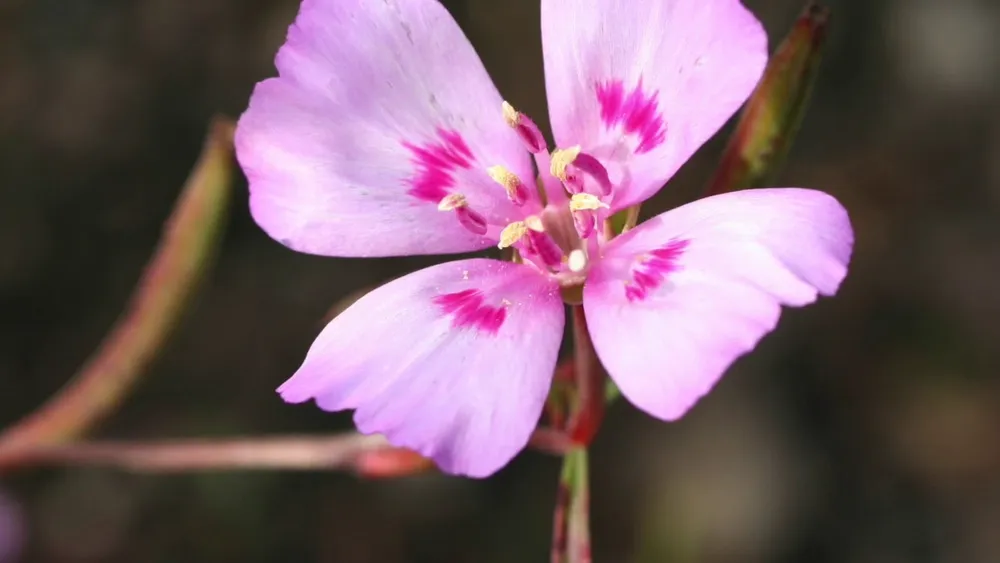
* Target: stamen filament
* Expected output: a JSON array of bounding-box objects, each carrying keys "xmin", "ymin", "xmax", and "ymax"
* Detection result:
[
  {"xmin": 570, "ymin": 152, "xmax": 613, "ymax": 196},
  {"xmin": 523, "ymin": 230, "xmax": 565, "ymax": 270},
  {"xmin": 456, "ymin": 207, "xmax": 487, "ymax": 235},
  {"xmin": 574, "ymin": 209, "xmax": 597, "ymax": 239}
]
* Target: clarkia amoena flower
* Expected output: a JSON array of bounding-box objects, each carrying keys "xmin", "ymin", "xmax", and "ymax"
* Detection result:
[{"xmin": 236, "ymin": 0, "xmax": 854, "ymax": 477}]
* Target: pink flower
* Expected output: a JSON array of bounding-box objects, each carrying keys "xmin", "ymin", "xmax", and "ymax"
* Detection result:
[{"xmin": 235, "ymin": 0, "xmax": 854, "ymax": 477}]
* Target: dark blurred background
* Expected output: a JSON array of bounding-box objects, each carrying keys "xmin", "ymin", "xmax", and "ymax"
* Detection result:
[{"xmin": 2, "ymin": 0, "xmax": 1000, "ymax": 561}]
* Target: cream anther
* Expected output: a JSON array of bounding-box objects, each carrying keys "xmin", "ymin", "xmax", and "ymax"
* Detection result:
[
  {"xmin": 487, "ymin": 165, "xmax": 530, "ymax": 205},
  {"xmin": 524, "ymin": 215, "xmax": 545, "ymax": 232},
  {"xmin": 549, "ymin": 146, "xmax": 582, "ymax": 181},
  {"xmin": 437, "ymin": 193, "xmax": 468, "ymax": 211},
  {"xmin": 502, "ymin": 101, "xmax": 520, "ymax": 127},
  {"xmin": 498, "ymin": 221, "xmax": 528, "ymax": 249},
  {"xmin": 569, "ymin": 193, "xmax": 609, "ymax": 212}
]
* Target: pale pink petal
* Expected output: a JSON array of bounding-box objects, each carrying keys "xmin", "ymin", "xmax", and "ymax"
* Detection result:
[
  {"xmin": 279, "ymin": 259, "xmax": 564, "ymax": 477},
  {"xmin": 541, "ymin": 0, "xmax": 768, "ymax": 209},
  {"xmin": 236, "ymin": 0, "xmax": 535, "ymax": 258},
  {"xmin": 584, "ymin": 188, "xmax": 853, "ymax": 420}
]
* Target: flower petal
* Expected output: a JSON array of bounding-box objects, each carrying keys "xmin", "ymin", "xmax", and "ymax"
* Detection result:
[
  {"xmin": 279, "ymin": 258, "xmax": 564, "ymax": 477},
  {"xmin": 236, "ymin": 0, "xmax": 534, "ymax": 258},
  {"xmin": 541, "ymin": 0, "xmax": 768, "ymax": 209},
  {"xmin": 584, "ymin": 188, "xmax": 852, "ymax": 420}
]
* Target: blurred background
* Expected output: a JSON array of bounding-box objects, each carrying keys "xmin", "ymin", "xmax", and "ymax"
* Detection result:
[{"xmin": 2, "ymin": 0, "xmax": 1000, "ymax": 561}]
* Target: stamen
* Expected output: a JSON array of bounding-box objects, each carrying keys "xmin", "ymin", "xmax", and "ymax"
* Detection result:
[
  {"xmin": 487, "ymin": 165, "xmax": 530, "ymax": 206},
  {"xmin": 574, "ymin": 210, "xmax": 597, "ymax": 239},
  {"xmin": 501, "ymin": 101, "xmax": 547, "ymax": 153},
  {"xmin": 438, "ymin": 193, "xmax": 486, "ymax": 235},
  {"xmin": 524, "ymin": 230, "xmax": 565, "ymax": 269},
  {"xmin": 456, "ymin": 208, "xmax": 488, "ymax": 235},
  {"xmin": 516, "ymin": 215, "xmax": 564, "ymax": 269},
  {"xmin": 501, "ymin": 101, "xmax": 520, "ymax": 128},
  {"xmin": 569, "ymin": 193, "xmax": 609, "ymax": 212},
  {"xmin": 569, "ymin": 152, "xmax": 613, "ymax": 196},
  {"xmin": 498, "ymin": 221, "xmax": 528, "ymax": 249},
  {"xmin": 437, "ymin": 193, "xmax": 468, "ymax": 211},
  {"xmin": 550, "ymin": 146, "xmax": 582, "ymax": 182},
  {"xmin": 550, "ymin": 147, "xmax": 612, "ymax": 196}
]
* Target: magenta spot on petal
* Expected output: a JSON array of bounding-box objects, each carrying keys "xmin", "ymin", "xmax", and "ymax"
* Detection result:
[
  {"xmin": 624, "ymin": 239, "xmax": 689, "ymax": 303},
  {"xmin": 402, "ymin": 128, "xmax": 476, "ymax": 203},
  {"xmin": 433, "ymin": 289, "xmax": 507, "ymax": 334},
  {"xmin": 595, "ymin": 79, "xmax": 667, "ymax": 154}
]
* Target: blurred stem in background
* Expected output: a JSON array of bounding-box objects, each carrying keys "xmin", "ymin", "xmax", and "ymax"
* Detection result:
[
  {"xmin": 552, "ymin": 447, "xmax": 590, "ymax": 563},
  {"xmin": 0, "ymin": 118, "xmax": 235, "ymax": 470}
]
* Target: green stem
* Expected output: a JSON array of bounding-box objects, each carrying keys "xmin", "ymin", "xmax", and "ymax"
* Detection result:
[
  {"xmin": 552, "ymin": 305, "xmax": 599, "ymax": 562},
  {"xmin": 567, "ymin": 305, "xmax": 604, "ymax": 443},
  {"xmin": 552, "ymin": 447, "xmax": 591, "ymax": 563}
]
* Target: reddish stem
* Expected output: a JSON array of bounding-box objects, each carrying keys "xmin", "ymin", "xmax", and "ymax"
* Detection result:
[{"xmin": 566, "ymin": 305, "xmax": 605, "ymax": 445}]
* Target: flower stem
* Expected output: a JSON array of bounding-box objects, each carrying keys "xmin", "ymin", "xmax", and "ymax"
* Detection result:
[
  {"xmin": 552, "ymin": 447, "xmax": 591, "ymax": 563},
  {"xmin": 567, "ymin": 305, "xmax": 604, "ymax": 444},
  {"xmin": 551, "ymin": 305, "xmax": 601, "ymax": 562},
  {"xmin": 0, "ymin": 118, "xmax": 235, "ymax": 468},
  {"xmin": 0, "ymin": 433, "xmax": 388, "ymax": 473}
]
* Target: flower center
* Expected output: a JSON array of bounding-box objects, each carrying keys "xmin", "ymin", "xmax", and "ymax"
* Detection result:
[{"xmin": 433, "ymin": 102, "xmax": 619, "ymax": 288}]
